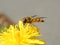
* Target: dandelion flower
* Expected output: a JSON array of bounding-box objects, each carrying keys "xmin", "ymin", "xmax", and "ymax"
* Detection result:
[{"xmin": 0, "ymin": 20, "xmax": 45, "ymax": 45}]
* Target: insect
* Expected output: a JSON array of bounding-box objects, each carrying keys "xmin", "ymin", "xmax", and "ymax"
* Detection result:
[
  {"xmin": 0, "ymin": 13, "xmax": 14, "ymax": 27},
  {"xmin": 22, "ymin": 15, "xmax": 46, "ymax": 24}
]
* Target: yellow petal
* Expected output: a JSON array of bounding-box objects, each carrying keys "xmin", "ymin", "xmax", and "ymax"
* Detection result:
[{"xmin": 25, "ymin": 39, "xmax": 45, "ymax": 44}]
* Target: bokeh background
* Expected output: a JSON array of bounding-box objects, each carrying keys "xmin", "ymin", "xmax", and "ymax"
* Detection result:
[{"xmin": 0, "ymin": 0, "xmax": 60, "ymax": 45}]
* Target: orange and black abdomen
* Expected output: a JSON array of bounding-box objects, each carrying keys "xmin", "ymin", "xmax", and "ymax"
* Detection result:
[{"xmin": 32, "ymin": 18, "xmax": 44, "ymax": 22}]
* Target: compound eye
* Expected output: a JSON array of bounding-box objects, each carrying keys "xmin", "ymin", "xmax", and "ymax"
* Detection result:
[{"xmin": 22, "ymin": 18, "xmax": 27, "ymax": 23}]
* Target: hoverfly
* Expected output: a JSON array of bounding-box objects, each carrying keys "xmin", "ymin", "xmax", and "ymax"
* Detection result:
[{"xmin": 22, "ymin": 15, "xmax": 46, "ymax": 24}]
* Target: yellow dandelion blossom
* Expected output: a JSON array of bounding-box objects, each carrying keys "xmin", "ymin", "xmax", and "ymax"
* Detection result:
[{"xmin": 0, "ymin": 20, "xmax": 45, "ymax": 45}]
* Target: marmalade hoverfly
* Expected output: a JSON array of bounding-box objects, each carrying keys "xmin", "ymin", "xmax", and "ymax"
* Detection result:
[{"xmin": 22, "ymin": 15, "xmax": 46, "ymax": 24}]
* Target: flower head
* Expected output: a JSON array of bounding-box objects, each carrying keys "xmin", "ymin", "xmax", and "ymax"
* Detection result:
[{"xmin": 0, "ymin": 20, "xmax": 45, "ymax": 45}]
